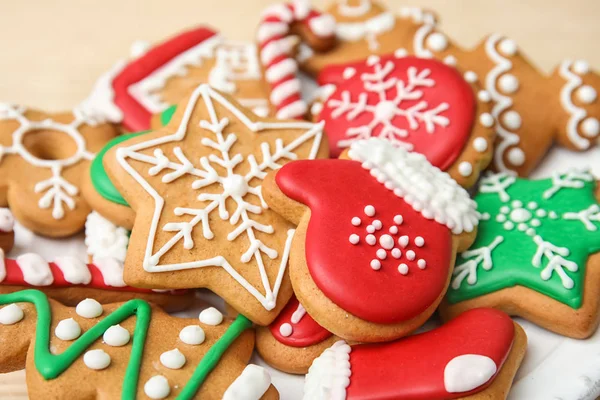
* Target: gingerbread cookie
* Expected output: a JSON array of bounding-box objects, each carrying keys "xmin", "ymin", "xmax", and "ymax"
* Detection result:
[
  {"xmin": 256, "ymin": 295, "xmax": 338, "ymax": 374},
  {"xmin": 303, "ymin": 308, "xmax": 526, "ymax": 400},
  {"xmin": 84, "ymin": 26, "xmax": 276, "ymax": 132},
  {"xmin": 0, "ymin": 251, "xmax": 193, "ymax": 312},
  {"xmin": 441, "ymin": 171, "xmax": 600, "ymax": 338},
  {"xmin": 311, "ymin": 53, "xmax": 495, "ymax": 187},
  {"xmin": 297, "ymin": 0, "xmax": 600, "ymax": 176},
  {"xmin": 0, "ymin": 289, "xmax": 278, "ymax": 399},
  {"xmin": 103, "ymin": 84, "xmax": 327, "ymax": 325},
  {"xmin": 0, "ymin": 208, "xmax": 15, "ymax": 253},
  {"xmin": 0, "ymin": 104, "xmax": 118, "ymax": 237},
  {"xmin": 263, "ymin": 137, "xmax": 478, "ymax": 342}
]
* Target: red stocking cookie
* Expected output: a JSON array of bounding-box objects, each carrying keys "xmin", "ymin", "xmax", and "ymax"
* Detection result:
[
  {"xmin": 0, "ymin": 208, "xmax": 15, "ymax": 253},
  {"xmin": 263, "ymin": 137, "xmax": 479, "ymax": 342},
  {"xmin": 303, "ymin": 308, "xmax": 526, "ymax": 400}
]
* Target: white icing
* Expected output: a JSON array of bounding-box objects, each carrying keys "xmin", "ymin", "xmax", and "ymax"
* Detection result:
[
  {"xmin": 479, "ymin": 113, "xmax": 494, "ymax": 127},
  {"xmin": 55, "ymin": 318, "xmax": 81, "ymax": 341},
  {"xmin": 444, "ymin": 354, "xmax": 497, "ymax": 393},
  {"xmin": 417, "ymin": 259, "xmax": 427, "ymax": 269},
  {"xmin": 502, "ymin": 110, "xmax": 522, "ymax": 130},
  {"xmin": 0, "ymin": 303, "xmax": 23, "ymax": 325},
  {"xmin": 159, "ymin": 348, "xmax": 186, "ymax": 369},
  {"xmin": 443, "ymin": 55, "xmax": 457, "ymax": 66},
  {"xmin": 0, "ymin": 208, "xmax": 14, "ymax": 232},
  {"xmin": 78, "ymin": 60, "xmax": 126, "ymax": 123},
  {"xmin": 179, "ymin": 325, "xmax": 205, "ymax": 345},
  {"xmin": 223, "ymin": 364, "xmax": 272, "ymax": 400},
  {"xmin": 508, "ymin": 147, "xmax": 526, "ymax": 166},
  {"xmin": 144, "ymin": 375, "xmax": 170, "ymax": 400},
  {"xmin": 577, "ymin": 85, "xmax": 597, "ymax": 104},
  {"xmin": 478, "ymin": 90, "xmax": 492, "ymax": 103},
  {"xmin": 337, "ymin": 0, "xmax": 371, "ymax": 17},
  {"xmin": 349, "ymin": 234, "xmax": 360, "ymax": 245},
  {"xmin": 116, "ymin": 85, "xmax": 321, "ymax": 311},
  {"xmin": 498, "ymin": 74, "xmax": 519, "ymax": 94},
  {"xmin": 398, "ymin": 263, "xmax": 408, "ymax": 275},
  {"xmin": 364, "ymin": 205, "xmax": 375, "ymax": 217},
  {"xmin": 335, "ymin": 12, "xmax": 395, "ymax": 51},
  {"xmin": 473, "ymin": 137, "xmax": 488, "ymax": 152},
  {"xmin": 85, "ymin": 212, "xmax": 129, "ymax": 263},
  {"xmin": 411, "ymin": 9, "xmax": 437, "ymax": 59},
  {"xmin": 83, "ymin": 349, "xmax": 111, "ymax": 370},
  {"xmin": 199, "ymin": 307, "xmax": 223, "ymax": 326},
  {"xmin": 573, "ymin": 60, "xmax": 590, "ymax": 75},
  {"xmin": 370, "ymin": 259, "xmax": 381, "ymax": 270},
  {"xmin": 426, "ymin": 32, "xmax": 448, "ymax": 52},
  {"xmin": 0, "ymin": 104, "xmax": 96, "ymax": 219},
  {"xmin": 415, "ymin": 236, "xmax": 425, "ymax": 247},
  {"xmin": 54, "ymin": 256, "xmax": 92, "ymax": 285},
  {"xmin": 582, "ymin": 118, "xmax": 600, "ymax": 138},
  {"xmin": 103, "ymin": 324, "xmax": 130, "ymax": 346},
  {"xmin": 279, "ymin": 323, "xmax": 293, "ymax": 337},
  {"xmin": 458, "ymin": 162, "xmax": 473, "ymax": 177},
  {"xmin": 303, "ymin": 341, "xmax": 351, "ymax": 400},
  {"xmin": 464, "ymin": 71, "xmax": 478, "ymax": 83},
  {"xmin": 309, "ymin": 14, "xmax": 336, "ymax": 37},
  {"xmin": 130, "ymin": 40, "xmax": 151, "ymax": 58},
  {"xmin": 16, "ymin": 253, "xmax": 53, "ymax": 286},
  {"xmin": 343, "ymin": 67, "xmax": 356, "ymax": 80},
  {"xmin": 92, "ymin": 258, "xmax": 126, "ymax": 287},
  {"xmin": 348, "ymin": 138, "xmax": 478, "ymax": 234},
  {"xmin": 498, "ymin": 38, "xmax": 518, "ymax": 56},
  {"xmin": 76, "ymin": 298, "xmax": 103, "ymax": 319}
]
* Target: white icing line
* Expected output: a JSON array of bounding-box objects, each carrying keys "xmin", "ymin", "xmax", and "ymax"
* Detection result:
[{"xmin": 559, "ymin": 60, "xmax": 595, "ymax": 149}]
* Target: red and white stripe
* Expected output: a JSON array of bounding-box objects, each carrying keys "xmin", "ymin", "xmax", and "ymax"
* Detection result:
[{"xmin": 258, "ymin": 0, "xmax": 335, "ymax": 119}]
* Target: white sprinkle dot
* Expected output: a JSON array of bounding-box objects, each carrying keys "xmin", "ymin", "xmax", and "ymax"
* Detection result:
[
  {"xmin": 464, "ymin": 71, "xmax": 478, "ymax": 83},
  {"xmin": 406, "ymin": 250, "xmax": 416, "ymax": 261},
  {"xmin": 502, "ymin": 111, "xmax": 522, "ymax": 130},
  {"xmin": 366, "ymin": 225, "xmax": 375, "ymax": 233},
  {"xmin": 342, "ymin": 67, "xmax": 356, "ymax": 79},
  {"xmin": 394, "ymin": 215, "xmax": 404, "ymax": 225},
  {"xmin": 379, "ymin": 234, "xmax": 395, "ymax": 250},
  {"xmin": 349, "ymin": 234, "xmax": 360, "ymax": 245},
  {"xmin": 370, "ymin": 260, "xmax": 382, "ymax": 270},
  {"xmin": 372, "ymin": 220, "xmax": 383, "ymax": 230},
  {"xmin": 351, "ymin": 217, "xmax": 361, "ymax": 226},
  {"xmin": 582, "ymin": 118, "xmax": 600, "ymax": 138},
  {"xmin": 480, "ymin": 113, "xmax": 494, "ymax": 127},
  {"xmin": 389, "ymin": 226, "xmax": 399, "ymax": 234},
  {"xmin": 364, "ymin": 205, "xmax": 376, "ymax": 216},
  {"xmin": 473, "ymin": 137, "xmax": 488, "ymax": 152},
  {"xmin": 577, "ymin": 85, "xmax": 597, "ymax": 104},
  {"xmin": 377, "ymin": 249, "xmax": 387, "ymax": 259},
  {"xmin": 417, "ymin": 259, "xmax": 427, "ymax": 269},
  {"xmin": 391, "ymin": 248, "xmax": 402, "ymax": 259},
  {"xmin": 399, "ymin": 236, "xmax": 409, "ymax": 247},
  {"xmin": 458, "ymin": 162, "xmax": 473, "ymax": 177},
  {"xmin": 394, "ymin": 48, "xmax": 408, "ymax": 58},
  {"xmin": 443, "ymin": 55, "xmax": 457, "ymax": 66},
  {"xmin": 279, "ymin": 323, "xmax": 293, "ymax": 337},
  {"xmin": 398, "ymin": 264, "xmax": 409, "ymax": 275},
  {"xmin": 507, "ymin": 148, "xmax": 526, "ymax": 166},
  {"xmin": 499, "ymin": 74, "xmax": 519, "ymax": 94},
  {"xmin": 426, "ymin": 32, "xmax": 448, "ymax": 52},
  {"xmin": 414, "ymin": 236, "xmax": 425, "ymax": 247},
  {"xmin": 573, "ymin": 60, "xmax": 590, "ymax": 75},
  {"xmin": 366, "ymin": 234, "xmax": 376, "ymax": 245},
  {"xmin": 478, "ymin": 90, "xmax": 492, "ymax": 103},
  {"xmin": 499, "ymin": 38, "xmax": 518, "ymax": 56}
]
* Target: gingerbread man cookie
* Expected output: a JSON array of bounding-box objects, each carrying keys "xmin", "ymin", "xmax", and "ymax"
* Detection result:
[
  {"xmin": 0, "ymin": 289, "xmax": 278, "ymax": 399},
  {"xmin": 103, "ymin": 84, "xmax": 327, "ymax": 325},
  {"xmin": 0, "ymin": 208, "xmax": 15, "ymax": 253},
  {"xmin": 263, "ymin": 137, "xmax": 479, "ymax": 342},
  {"xmin": 297, "ymin": 0, "xmax": 600, "ymax": 176},
  {"xmin": 0, "ymin": 104, "xmax": 118, "ymax": 237},
  {"xmin": 303, "ymin": 308, "xmax": 526, "ymax": 400},
  {"xmin": 441, "ymin": 171, "xmax": 600, "ymax": 338}
]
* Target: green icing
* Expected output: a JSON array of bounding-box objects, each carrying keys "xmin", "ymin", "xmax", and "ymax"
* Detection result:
[
  {"xmin": 90, "ymin": 132, "xmax": 148, "ymax": 207},
  {"xmin": 161, "ymin": 105, "xmax": 177, "ymax": 126},
  {"xmin": 0, "ymin": 289, "xmax": 252, "ymax": 399},
  {"xmin": 447, "ymin": 172, "xmax": 600, "ymax": 308}
]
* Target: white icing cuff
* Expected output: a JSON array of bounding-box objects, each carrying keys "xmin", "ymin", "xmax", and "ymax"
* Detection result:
[
  {"xmin": 348, "ymin": 138, "xmax": 479, "ymax": 234},
  {"xmin": 223, "ymin": 364, "xmax": 271, "ymax": 400},
  {"xmin": 303, "ymin": 340, "xmax": 352, "ymax": 400}
]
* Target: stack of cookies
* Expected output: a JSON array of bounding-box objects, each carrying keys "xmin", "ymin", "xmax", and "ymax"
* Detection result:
[{"xmin": 0, "ymin": 1, "xmax": 599, "ymax": 399}]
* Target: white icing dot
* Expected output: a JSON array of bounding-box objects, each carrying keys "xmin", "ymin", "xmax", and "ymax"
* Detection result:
[
  {"xmin": 379, "ymin": 234, "xmax": 395, "ymax": 250},
  {"xmin": 349, "ymin": 234, "xmax": 360, "ymax": 245},
  {"xmin": 581, "ymin": 117, "xmax": 600, "ymax": 138},
  {"xmin": 528, "ymin": 202, "xmax": 538, "ymax": 209},
  {"xmin": 573, "ymin": 60, "xmax": 590, "ymax": 75},
  {"xmin": 367, "ymin": 55, "xmax": 380, "ymax": 66},
  {"xmin": 496, "ymin": 214, "xmax": 507, "ymax": 223},
  {"xmin": 426, "ymin": 32, "xmax": 448, "ymax": 52},
  {"xmin": 478, "ymin": 90, "xmax": 492, "ymax": 103},
  {"xmin": 398, "ymin": 264, "xmax": 409, "ymax": 275},
  {"xmin": 351, "ymin": 217, "xmax": 361, "ymax": 226},
  {"xmin": 160, "ymin": 349, "xmax": 186, "ymax": 370},
  {"xmin": 394, "ymin": 215, "xmax": 404, "ymax": 225},
  {"xmin": 366, "ymin": 234, "xmax": 377, "ymax": 245},
  {"xmin": 391, "ymin": 248, "xmax": 402, "ymax": 259},
  {"xmin": 464, "ymin": 71, "xmax": 478, "ymax": 83},
  {"xmin": 512, "ymin": 200, "xmax": 523, "ymax": 208},
  {"xmin": 366, "ymin": 225, "xmax": 375, "ymax": 233},
  {"xmin": 76, "ymin": 299, "xmax": 103, "ymax": 319},
  {"xmin": 179, "ymin": 325, "xmax": 205, "ymax": 345},
  {"xmin": 499, "ymin": 74, "xmax": 519, "ymax": 94},
  {"xmin": 507, "ymin": 148, "xmax": 526, "ymax": 166},
  {"xmin": 389, "ymin": 226, "xmax": 399, "ymax": 234},
  {"xmin": 549, "ymin": 211, "xmax": 559, "ymax": 219},
  {"xmin": 342, "ymin": 67, "xmax": 356, "ymax": 79},
  {"xmin": 531, "ymin": 219, "xmax": 541, "ymax": 227},
  {"xmin": 199, "ymin": 307, "xmax": 223, "ymax": 326},
  {"xmin": 0, "ymin": 304, "xmax": 23, "ymax": 325},
  {"xmin": 372, "ymin": 220, "xmax": 382, "ymax": 230},
  {"xmin": 536, "ymin": 209, "xmax": 547, "ymax": 217},
  {"xmin": 503, "ymin": 221, "xmax": 515, "ymax": 230},
  {"xmin": 500, "ymin": 206, "xmax": 510, "ymax": 214},
  {"xmin": 480, "ymin": 113, "xmax": 494, "ymax": 127},
  {"xmin": 103, "ymin": 324, "xmax": 130, "ymax": 346},
  {"xmin": 473, "ymin": 138, "xmax": 488, "ymax": 153},
  {"xmin": 443, "ymin": 55, "xmax": 457, "ymax": 66},
  {"xmin": 406, "ymin": 250, "xmax": 416, "ymax": 261},
  {"xmin": 376, "ymin": 249, "xmax": 387, "ymax": 260},
  {"xmin": 458, "ymin": 162, "xmax": 473, "ymax": 177},
  {"xmin": 577, "ymin": 85, "xmax": 597, "ymax": 104},
  {"xmin": 518, "ymin": 223, "xmax": 528, "ymax": 231},
  {"xmin": 502, "ymin": 111, "xmax": 522, "ymax": 130},
  {"xmin": 370, "ymin": 259, "xmax": 382, "ymax": 270},
  {"xmin": 414, "ymin": 237, "xmax": 425, "ymax": 247},
  {"xmin": 417, "ymin": 259, "xmax": 427, "ymax": 269},
  {"xmin": 398, "ymin": 236, "xmax": 409, "ymax": 248},
  {"xmin": 364, "ymin": 205, "xmax": 376, "ymax": 217},
  {"xmin": 526, "ymin": 228, "xmax": 536, "ymax": 236},
  {"xmin": 83, "ymin": 349, "xmax": 111, "ymax": 370},
  {"xmin": 144, "ymin": 375, "xmax": 171, "ymax": 399},
  {"xmin": 498, "ymin": 39, "xmax": 518, "ymax": 56},
  {"xmin": 394, "ymin": 48, "xmax": 408, "ymax": 58}
]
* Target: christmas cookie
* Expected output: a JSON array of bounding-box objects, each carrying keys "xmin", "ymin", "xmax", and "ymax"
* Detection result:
[
  {"xmin": 303, "ymin": 308, "xmax": 526, "ymax": 400},
  {"xmin": 263, "ymin": 137, "xmax": 479, "ymax": 342},
  {"xmin": 0, "ymin": 104, "xmax": 118, "ymax": 237},
  {"xmin": 0, "ymin": 251, "xmax": 193, "ymax": 312},
  {"xmin": 441, "ymin": 171, "xmax": 600, "ymax": 338},
  {"xmin": 83, "ymin": 26, "xmax": 275, "ymax": 132},
  {"xmin": 103, "ymin": 84, "xmax": 327, "ymax": 325},
  {"xmin": 0, "ymin": 289, "xmax": 278, "ymax": 399},
  {"xmin": 299, "ymin": 0, "xmax": 600, "ymax": 176},
  {"xmin": 256, "ymin": 295, "xmax": 337, "ymax": 374},
  {"xmin": 311, "ymin": 53, "xmax": 495, "ymax": 187},
  {"xmin": 0, "ymin": 208, "xmax": 15, "ymax": 253}
]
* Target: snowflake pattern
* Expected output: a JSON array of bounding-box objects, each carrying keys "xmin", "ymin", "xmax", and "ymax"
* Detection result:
[
  {"xmin": 448, "ymin": 171, "xmax": 600, "ymax": 308},
  {"xmin": 0, "ymin": 104, "xmax": 97, "ymax": 219},
  {"xmin": 326, "ymin": 55, "xmax": 450, "ymax": 150},
  {"xmin": 115, "ymin": 84, "xmax": 323, "ymax": 310}
]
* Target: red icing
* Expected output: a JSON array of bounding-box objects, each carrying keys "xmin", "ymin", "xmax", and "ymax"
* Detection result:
[
  {"xmin": 112, "ymin": 26, "xmax": 217, "ymax": 131},
  {"xmin": 270, "ymin": 295, "xmax": 332, "ymax": 347},
  {"xmin": 317, "ymin": 55, "xmax": 476, "ymax": 165},
  {"xmin": 276, "ymin": 159, "xmax": 453, "ymax": 324},
  {"xmin": 347, "ymin": 308, "xmax": 515, "ymax": 399}
]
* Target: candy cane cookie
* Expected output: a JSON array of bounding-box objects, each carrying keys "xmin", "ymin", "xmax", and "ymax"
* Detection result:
[{"xmin": 257, "ymin": 0, "xmax": 335, "ymax": 119}]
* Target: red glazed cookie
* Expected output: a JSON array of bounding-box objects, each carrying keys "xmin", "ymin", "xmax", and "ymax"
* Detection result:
[{"xmin": 263, "ymin": 137, "xmax": 479, "ymax": 342}]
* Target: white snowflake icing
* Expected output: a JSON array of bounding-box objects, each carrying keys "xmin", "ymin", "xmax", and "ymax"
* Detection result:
[
  {"xmin": 115, "ymin": 84, "xmax": 323, "ymax": 310},
  {"xmin": 0, "ymin": 104, "xmax": 96, "ymax": 219},
  {"xmin": 563, "ymin": 204, "xmax": 600, "ymax": 231},
  {"xmin": 479, "ymin": 172, "xmax": 516, "ymax": 203},
  {"xmin": 327, "ymin": 55, "xmax": 450, "ymax": 150},
  {"xmin": 543, "ymin": 170, "xmax": 594, "ymax": 200}
]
